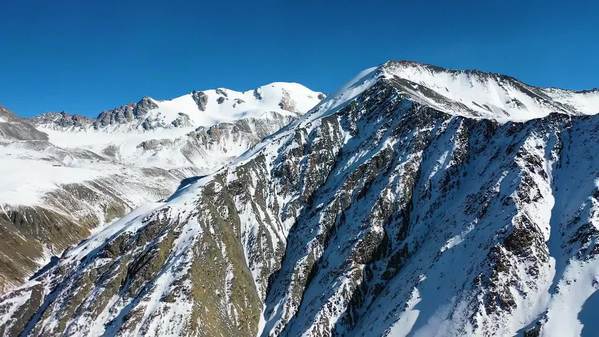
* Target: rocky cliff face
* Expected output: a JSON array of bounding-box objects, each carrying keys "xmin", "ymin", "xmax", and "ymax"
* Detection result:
[
  {"xmin": 94, "ymin": 97, "xmax": 159, "ymax": 129},
  {"xmin": 0, "ymin": 62, "xmax": 598, "ymax": 337}
]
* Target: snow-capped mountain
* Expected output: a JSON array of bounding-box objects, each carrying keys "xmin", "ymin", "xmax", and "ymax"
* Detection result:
[
  {"xmin": 34, "ymin": 82, "xmax": 323, "ymax": 131},
  {"xmin": 0, "ymin": 83, "xmax": 323, "ymax": 293},
  {"xmin": 1, "ymin": 61, "xmax": 598, "ymax": 337},
  {"xmin": 32, "ymin": 82, "xmax": 323, "ymax": 170}
]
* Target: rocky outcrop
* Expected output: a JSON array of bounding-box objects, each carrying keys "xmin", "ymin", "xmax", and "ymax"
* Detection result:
[
  {"xmin": 278, "ymin": 89, "xmax": 296, "ymax": 111},
  {"xmin": 30, "ymin": 112, "xmax": 93, "ymax": 130},
  {"xmin": 191, "ymin": 91, "xmax": 208, "ymax": 111},
  {"xmin": 94, "ymin": 97, "xmax": 159, "ymax": 128},
  {"xmin": 0, "ymin": 106, "xmax": 48, "ymax": 142}
]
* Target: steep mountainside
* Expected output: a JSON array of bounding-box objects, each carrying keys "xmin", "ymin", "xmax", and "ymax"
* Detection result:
[
  {"xmin": 0, "ymin": 61, "xmax": 598, "ymax": 337},
  {"xmin": 0, "ymin": 84, "xmax": 322, "ymax": 293}
]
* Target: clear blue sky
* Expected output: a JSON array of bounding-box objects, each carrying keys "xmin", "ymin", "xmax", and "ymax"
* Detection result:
[{"xmin": 1, "ymin": 0, "xmax": 597, "ymax": 117}]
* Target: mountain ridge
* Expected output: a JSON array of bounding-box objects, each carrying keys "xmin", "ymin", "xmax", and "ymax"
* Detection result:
[
  {"xmin": 31, "ymin": 82, "xmax": 324, "ymax": 131},
  {"xmin": 0, "ymin": 61, "xmax": 597, "ymax": 337},
  {"xmin": 384, "ymin": 60, "xmax": 599, "ymax": 94}
]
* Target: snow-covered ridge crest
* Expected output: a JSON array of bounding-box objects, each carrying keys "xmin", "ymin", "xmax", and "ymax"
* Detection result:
[
  {"xmin": 381, "ymin": 60, "xmax": 599, "ymax": 122},
  {"xmin": 33, "ymin": 82, "xmax": 324, "ymax": 132},
  {"xmin": 308, "ymin": 60, "xmax": 598, "ymax": 124}
]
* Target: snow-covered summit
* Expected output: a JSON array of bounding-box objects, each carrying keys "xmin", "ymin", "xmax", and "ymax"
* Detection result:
[
  {"xmin": 383, "ymin": 60, "xmax": 599, "ymax": 122},
  {"xmin": 312, "ymin": 61, "xmax": 598, "ymax": 123},
  {"xmin": 31, "ymin": 82, "xmax": 324, "ymax": 170},
  {"xmin": 34, "ymin": 82, "xmax": 324, "ymax": 132},
  {"xmin": 1, "ymin": 61, "xmax": 599, "ymax": 337}
]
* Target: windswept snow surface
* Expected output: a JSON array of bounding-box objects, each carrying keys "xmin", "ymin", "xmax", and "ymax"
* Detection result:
[
  {"xmin": 543, "ymin": 88, "xmax": 599, "ymax": 115},
  {"xmin": 0, "ymin": 140, "xmax": 180, "ymax": 208},
  {"xmin": 0, "ymin": 143, "xmax": 115, "ymax": 205},
  {"xmin": 307, "ymin": 66, "xmax": 379, "ymax": 121}
]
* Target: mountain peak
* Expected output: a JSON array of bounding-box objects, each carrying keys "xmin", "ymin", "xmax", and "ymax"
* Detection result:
[
  {"xmin": 32, "ymin": 82, "xmax": 324, "ymax": 132},
  {"xmin": 361, "ymin": 60, "xmax": 599, "ymax": 122},
  {"xmin": 302, "ymin": 60, "xmax": 599, "ymax": 130}
]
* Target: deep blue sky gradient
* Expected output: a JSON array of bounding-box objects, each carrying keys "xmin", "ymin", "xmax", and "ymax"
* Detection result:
[{"xmin": 1, "ymin": 0, "xmax": 598, "ymax": 117}]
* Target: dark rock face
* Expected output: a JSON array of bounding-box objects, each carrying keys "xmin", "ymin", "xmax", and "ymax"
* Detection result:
[
  {"xmin": 191, "ymin": 91, "xmax": 209, "ymax": 111},
  {"xmin": 1, "ymin": 65, "xmax": 598, "ymax": 337},
  {"xmin": 94, "ymin": 97, "xmax": 159, "ymax": 128},
  {"xmin": 33, "ymin": 97, "xmax": 163, "ymax": 130},
  {"xmin": 255, "ymin": 80, "xmax": 598, "ymax": 337},
  {"xmin": 170, "ymin": 113, "xmax": 192, "ymax": 128},
  {"xmin": 0, "ymin": 106, "xmax": 48, "ymax": 142},
  {"xmin": 278, "ymin": 89, "xmax": 296, "ymax": 111},
  {"xmin": 95, "ymin": 103, "xmax": 135, "ymax": 127},
  {"xmin": 215, "ymin": 88, "xmax": 228, "ymax": 97},
  {"xmin": 233, "ymin": 98, "xmax": 245, "ymax": 107},
  {"xmin": 254, "ymin": 88, "xmax": 263, "ymax": 100}
]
